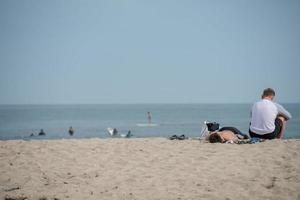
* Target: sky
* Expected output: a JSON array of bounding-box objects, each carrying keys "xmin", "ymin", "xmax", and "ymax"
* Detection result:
[{"xmin": 0, "ymin": 0, "xmax": 299, "ymax": 104}]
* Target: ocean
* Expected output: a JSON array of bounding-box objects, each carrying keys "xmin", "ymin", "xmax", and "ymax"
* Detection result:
[{"xmin": 0, "ymin": 104, "xmax": 299, "ymax": 140}]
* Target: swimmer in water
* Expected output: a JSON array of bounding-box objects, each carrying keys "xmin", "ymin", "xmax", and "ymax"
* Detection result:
[{"xmin": 38, "ymin": 129, "xmax": 45, "ymax": 136}]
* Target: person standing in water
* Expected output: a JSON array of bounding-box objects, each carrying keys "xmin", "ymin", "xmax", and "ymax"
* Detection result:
[
  {"xmin": 69, "ymin": 126, "xmax": 74, "ymax": 136},
  {"xmin": 147, "ymin": 112, "xmax": 152, "ymax": 124}
]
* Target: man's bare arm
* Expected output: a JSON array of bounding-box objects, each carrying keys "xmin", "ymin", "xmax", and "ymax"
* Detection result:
[{"xmin": 274, "ymin": 103, "xmax": 292, "ymax": 120}]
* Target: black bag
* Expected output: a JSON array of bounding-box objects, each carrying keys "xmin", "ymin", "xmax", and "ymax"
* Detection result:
[{"xmin": 206, "ymin": 122, "xmax": 219, "ymax": 132}]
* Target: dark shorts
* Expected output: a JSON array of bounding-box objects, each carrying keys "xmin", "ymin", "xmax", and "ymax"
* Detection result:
[{"xmin": 249, "ymin": 118, "xmax": 283, "ymax": 139}]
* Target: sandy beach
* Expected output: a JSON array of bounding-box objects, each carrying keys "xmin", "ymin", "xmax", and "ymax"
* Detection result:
[{"xmin": 0, "ymin": 138, "xmax": 299, "ymax": 200}]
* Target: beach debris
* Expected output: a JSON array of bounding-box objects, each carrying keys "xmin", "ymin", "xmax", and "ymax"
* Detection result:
[
  {"xmin": 4, "ymin": 186, "xmax": 20, "ymax": 192},
  {"xmin": 4, "ymin": 195, "xmax": 27, "ymax": 200},
  {"xmin": 39, "ymin": 197, "xmax": 47, "ymax": 200},
  {"xmin": 265, "ymin": 177, "xmax": 277, "ymax": 189},
  {"xmin": 113, "ymin": 186, "xmax": 118, "ymax": 189}
]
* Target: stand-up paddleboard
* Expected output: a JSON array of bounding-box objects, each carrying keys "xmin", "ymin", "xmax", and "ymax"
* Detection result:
[{"xmin": 136, "ymin": 123, "xmax": 158, "ymax": 127}]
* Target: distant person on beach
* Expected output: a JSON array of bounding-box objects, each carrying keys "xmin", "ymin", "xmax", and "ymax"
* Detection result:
[
  {"xmin": 69, "ymin": 126, "xmax": 74, "ymax": 136},
  {"xmin": 38, "ymin": 129, "xmax": 45, "ymax": 136},
  {"xmin": 249, "ymin": 88, "xmax": 292, "ymax": 139},
  {"xmin": 208, "ymin": 127, "xmax": 249, "ymax": 143},
  {"xmin": 147, "ymin": 112, "xmax": 152, "ymax": 124}
]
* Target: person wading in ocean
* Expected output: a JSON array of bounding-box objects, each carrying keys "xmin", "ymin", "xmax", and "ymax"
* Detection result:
[
  {"xmin": 69, "ymin": 126, "xmax": 74, "ymax": 136},
  {"xmin": 147, "ymin": 112, "xmax": 152, "ymax": 124}
]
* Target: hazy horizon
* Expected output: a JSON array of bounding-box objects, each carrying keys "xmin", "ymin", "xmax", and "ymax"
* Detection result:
[
  {"xmin": 1, "ymin": 0, "xmax": 300, "ymax": 104},
  {"xmin": 1, "ymin": 102, "xmax": 300, "ymax": 106}
]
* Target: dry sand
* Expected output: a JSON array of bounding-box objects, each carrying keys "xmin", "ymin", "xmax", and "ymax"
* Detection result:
[{"xmin": 0, "ymin": 138, "xmax": 299, "ymax": 200}]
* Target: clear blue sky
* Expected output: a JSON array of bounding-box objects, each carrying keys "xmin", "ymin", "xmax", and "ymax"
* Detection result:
[{"xmin": 0, "ymin": 0, "xmax": 299, "ymax": 104}]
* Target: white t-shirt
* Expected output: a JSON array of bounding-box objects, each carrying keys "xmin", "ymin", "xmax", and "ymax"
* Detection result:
[{"xmin": 250, "ymin": 99, "xmax": 292, "ymax": 135}]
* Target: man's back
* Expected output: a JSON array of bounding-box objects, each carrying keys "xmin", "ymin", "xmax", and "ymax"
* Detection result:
[
  {"xmin": 249, "ymin": 88, "xmax": 291, "ymax": 139},
  {"xmin": 250, "ymin": 99, "xmax": 278, "ymax": 134}
]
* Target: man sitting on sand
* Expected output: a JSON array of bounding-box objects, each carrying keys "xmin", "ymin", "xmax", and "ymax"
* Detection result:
[
  {"xmin": 208, "ymin": 127, "xmax": 249, "ymax": 143},
  {"xmin": 249, "ymin": 88, "xmax": 292, "ymax": 139}
]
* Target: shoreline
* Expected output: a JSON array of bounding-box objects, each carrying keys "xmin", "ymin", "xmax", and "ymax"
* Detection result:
[{"xmin": 1, "ymin": 138, "xmax": 299, "ymax": 200}]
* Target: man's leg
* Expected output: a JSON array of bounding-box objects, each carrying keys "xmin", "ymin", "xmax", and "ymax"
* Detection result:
[{"xmin": 277, "ymin": 116, "xmax": 287, "ymax": 139}]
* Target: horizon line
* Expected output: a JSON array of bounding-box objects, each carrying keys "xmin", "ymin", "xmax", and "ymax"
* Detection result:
[{"xmin": 0, "ymin": 102, "xmax": 299, "ymax": 106}]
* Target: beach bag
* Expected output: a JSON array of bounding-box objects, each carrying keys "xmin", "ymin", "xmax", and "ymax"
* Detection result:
[{"xmin": 206, "ymin": 122, "xmax": 219, "ymax": 132}]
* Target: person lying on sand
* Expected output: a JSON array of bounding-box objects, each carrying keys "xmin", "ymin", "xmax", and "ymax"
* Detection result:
[{"xmin": 208, "ymin": 127, "xmax": 249, "ymax": 143}]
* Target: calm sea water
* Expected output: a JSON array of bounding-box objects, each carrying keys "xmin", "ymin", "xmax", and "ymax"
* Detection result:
[{"xmin": 0, "ymin": 104, "xmax": 299, "ymax": 140}]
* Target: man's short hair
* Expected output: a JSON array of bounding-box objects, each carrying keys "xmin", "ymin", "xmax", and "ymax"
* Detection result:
[
  {"xmin": 208, "ymin": 133, "xmax": 223, "ymax": 143},
  {"xmin": 262, "ymin": 88, "xmax": 275, "ymax": 98}
]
